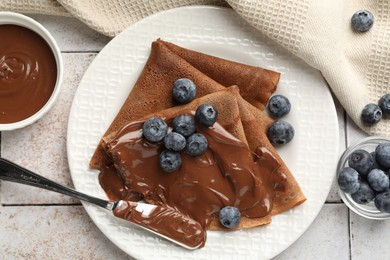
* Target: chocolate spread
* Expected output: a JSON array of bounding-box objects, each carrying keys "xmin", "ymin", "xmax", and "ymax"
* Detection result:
[
  {"xmin": 113, "ymin": 201, "xmax": 206, "ymax": 248},
  {"xmin": 0, "ymin": 24, "xmax": 57, "ymax": 123},
  {"xmin": 99, "ymin": 112, "xmax": 286, "ymax": 248}
]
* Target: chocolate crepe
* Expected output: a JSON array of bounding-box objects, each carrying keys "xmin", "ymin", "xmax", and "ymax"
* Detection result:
[{"xmin": 90, "ymin": 39, "xmax": 305, "ymax": 230}]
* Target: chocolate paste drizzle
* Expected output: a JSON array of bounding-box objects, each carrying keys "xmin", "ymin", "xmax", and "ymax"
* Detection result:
[{"xmin": 99, "ymin": 113, "xmax": 286, "ymax": 248}]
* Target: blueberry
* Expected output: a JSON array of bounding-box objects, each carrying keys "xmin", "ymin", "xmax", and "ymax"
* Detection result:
[
  {"xmin": 361, "ymin": 103, "xmax": 382, "ymax": 124},
  {"xmin": 338, "ymin": 167, "xmax": 360, "ymax": 194},
  {"xmin": 367, "ymin": 169, "xmax": 389, "ymax": 192},
  {"xmin": 351, "ymin": 181, "xmax": 376, "ymax": 204},
  {"xmin": 348, "ymin": 149, "xmax": 374, "ymax": 177},
  {"xmin": 375, "ymin": 191, "xmax": 390, "ymax": 213},
  {"xmin": 143, "ymin": 117, "xmax": 168, "ymax": 142},
  {"xmin": 219, "ymin": 206, "xmax": 241, "ymax": 229},
  {"xmin": 172, "ymin": 78, "xmax": 196, "ymax": 104},
  {"xmin": 379, "ymin": 93, "xmax": 390, "ymax": 116},
  {"xmin": 267, "ymin": 120, "xmax": 294, "ymax": 145},
  {"xmin": 159, "ymin": 149, "xmax": 182, "ymax": 172},
  {"xmin": 195, "ymin": 104, "xmax": 218, "ymax": 127},
  {"xmin": 375, "ymin": 142, "xmax": 390, "ymax": 169},
  {"xmin": 370, "ymin": 152, "xmax": 380, "ymax": 170},
  {"xmin": 172, "ymin": 114, "xmax": 196, "ymax": 137},
  {"xmin": 186, "ymin": 133, "xmax": 208, "ymax": 156},
  {"xmin": 351, "ymin": 10, "xmax": 374, "ymax": 32},
  {"xmin": 268, "ymin": 94, "xmax": 291, "ymax": 118},
  {"xmin": 163, "ymin": 132, "xmax": 186, "ymax": 151}
]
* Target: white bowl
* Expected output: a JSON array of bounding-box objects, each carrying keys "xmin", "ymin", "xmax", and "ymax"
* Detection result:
[{"xmin": 0, "ymin": 12, "xmax": 63, "ymax": 130}]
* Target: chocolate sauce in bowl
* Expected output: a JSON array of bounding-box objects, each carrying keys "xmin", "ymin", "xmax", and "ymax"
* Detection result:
[
  {"xmin": 98, "ymin": 112, "xmax": 286, "ymax": 247},
  {"xmin": 0, "ymin": 24, "xmax": 57, "ymax": 123}
]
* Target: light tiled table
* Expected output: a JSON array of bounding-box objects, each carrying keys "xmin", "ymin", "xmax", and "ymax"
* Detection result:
[{"xmin": 0, "ymin": 14, "xmax": 382, "ymax": 260}]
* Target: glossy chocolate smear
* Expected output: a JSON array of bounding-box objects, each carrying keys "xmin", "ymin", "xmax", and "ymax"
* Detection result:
[
  {"xmin": 0, "ymin": 25, "xmax": 57, "ymax": 123},
  {"xmin": 100, "ymin": 113, "xmax": 285, "ymax": 247}
]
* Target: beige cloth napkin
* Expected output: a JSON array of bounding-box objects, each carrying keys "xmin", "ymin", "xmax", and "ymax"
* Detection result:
[{"xmin": 2, "ymin": 0, "xmax": 390, "ymax": 137}]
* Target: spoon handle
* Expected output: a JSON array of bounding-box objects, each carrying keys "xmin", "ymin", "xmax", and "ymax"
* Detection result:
[{"xmin": 0, "ymin": 158, "xmax": 115, "ymax": 210}]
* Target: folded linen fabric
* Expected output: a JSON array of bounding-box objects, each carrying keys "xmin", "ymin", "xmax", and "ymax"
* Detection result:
[{"xmin": 1, "ymin": 0, "xmax": 389, "ymax": 136}]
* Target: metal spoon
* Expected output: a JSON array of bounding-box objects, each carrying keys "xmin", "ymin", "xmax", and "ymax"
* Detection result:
[{"xmin": 0, "ymin": 157, "xmax": 203, "ymax": 250}]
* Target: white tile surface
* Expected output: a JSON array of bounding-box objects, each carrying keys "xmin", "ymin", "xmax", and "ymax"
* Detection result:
[
  {"xmin": 346, "ymin": 115, "xmax": 369, "ymax": 145},
  {"xmin": 274, "ymin": 204, "xmax": 349, "ymax": 260},
  {"xmin": 1, "ymin": 53, "xmax": 96, "ymax": 204},
  {"xmin": 350, "ymin": 211, "xmax": 390, "ymax": 260},
  {"xmin": 0, "ymin": 205, "xmax": 132, "ymax": 259}
]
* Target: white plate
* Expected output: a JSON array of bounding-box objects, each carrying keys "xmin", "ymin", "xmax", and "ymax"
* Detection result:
[{"xmin": 67, "ymin": 6, "xmax": 339, "ymax": 260}]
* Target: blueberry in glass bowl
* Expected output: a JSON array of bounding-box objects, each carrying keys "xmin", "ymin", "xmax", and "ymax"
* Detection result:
[{"xmin": 337, "ymin": 136, "xmax": 390, "ymax": 219}]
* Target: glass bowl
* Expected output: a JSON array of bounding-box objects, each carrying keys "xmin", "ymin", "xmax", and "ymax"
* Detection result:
[{"xmin": 337, "ymin": 136, "xmax": 390, "ymax": 219}]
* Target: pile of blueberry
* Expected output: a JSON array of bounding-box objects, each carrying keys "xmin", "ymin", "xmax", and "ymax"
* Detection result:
[
  {"xmin": 142, "ymin": 78, "xmax": 218, "ymax": 172},
  {"xmin": 266, "ymin": 94, "xmax": 295, "ymax": 145},
  {"xmin": 143, "ymin": 104, "xmax": 217, "ymax": 173},
  {"xmin": 361, "ymin": 93, "xmax": 390, "ymax": 125},
  {"xmin": 338, "ymin": 142, "xmax": 390, "ymax": 213}
]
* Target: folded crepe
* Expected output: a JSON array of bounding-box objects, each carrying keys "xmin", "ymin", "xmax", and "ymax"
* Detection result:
[{"xmin": 90, "ymin": 39, "xmax": 305, "ymax": 230}]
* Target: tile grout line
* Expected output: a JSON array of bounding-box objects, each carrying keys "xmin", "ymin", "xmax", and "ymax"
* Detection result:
[{"xmin": 348, "ymin": 209, "xmax": 352, "ymax": 260}]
